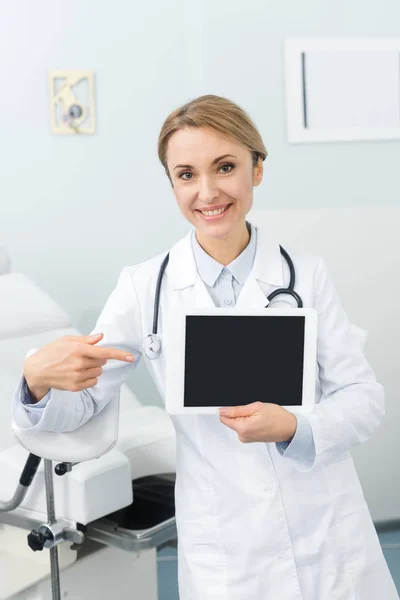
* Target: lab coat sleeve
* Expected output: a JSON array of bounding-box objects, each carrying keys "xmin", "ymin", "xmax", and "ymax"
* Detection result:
[
  {"xmin": 11, "ymin": 376, "xmax": 52, "ymax": 426},
  {"xmin": 284, "ymin": 257, "xmax": 385, "ymax": 473},
  {"xmin": 275, "ymin": 413, "xmax": 315, "ymax": 466},
  {"xmin": 11, "ymin": 266, "xmax": 143, "ymax": 432}
]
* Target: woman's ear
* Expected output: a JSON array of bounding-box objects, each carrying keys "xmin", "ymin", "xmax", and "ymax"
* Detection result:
[{"xmin": 253, "ymin": 157, "xmax": 264, "ymax": 186}]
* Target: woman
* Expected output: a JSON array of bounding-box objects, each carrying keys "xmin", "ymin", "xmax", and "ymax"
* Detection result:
[{"xmin": 13, "ymin": 95, "xmax": 398, "ymax": 599}]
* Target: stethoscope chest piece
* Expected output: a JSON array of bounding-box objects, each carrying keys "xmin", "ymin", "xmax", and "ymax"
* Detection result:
[{"xmin": 143, "ymin": 333, "xmax": 162, "ymax": 359}]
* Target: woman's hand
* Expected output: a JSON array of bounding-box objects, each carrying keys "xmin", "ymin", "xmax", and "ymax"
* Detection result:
[
  {"xmin": 24, "ymin": 333, "xmax": 135, "ymax": 402},
  {"xmin": 219, "ymin": 402, "xmax": 297, "ymax": 444}
]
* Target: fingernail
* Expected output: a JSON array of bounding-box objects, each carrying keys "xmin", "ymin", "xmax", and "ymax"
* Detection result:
[
  {"xmin": 219, "ymin": 408, "xmax": 230, "ymax": 415},
  {"xmin": 125, "ymin": 356, "xmax": 134, "ymax": 362}
]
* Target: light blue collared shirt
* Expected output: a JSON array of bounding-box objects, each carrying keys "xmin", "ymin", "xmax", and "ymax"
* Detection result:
[{"xmin": 191, "ymin": 222, "xmax": 315, "ymax": 461}]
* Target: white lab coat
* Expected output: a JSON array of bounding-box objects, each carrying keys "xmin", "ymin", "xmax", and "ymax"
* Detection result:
[{"xmin": 13, "ymin": 225, "xmax": 398, "ymax": 600}]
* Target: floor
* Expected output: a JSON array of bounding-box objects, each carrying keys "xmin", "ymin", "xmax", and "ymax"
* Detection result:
[
  {"xmin": 157, "ymin": 545, "xmax": 179, "ymax": 600},
  {"xmin": 157, "ymin": 526, "xmax": 400, "ymax": 600}
]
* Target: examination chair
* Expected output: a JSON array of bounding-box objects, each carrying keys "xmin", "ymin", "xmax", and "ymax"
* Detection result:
[{"xmin": 0, "ymin": 246, "xmax": 177, "ymax": 600}]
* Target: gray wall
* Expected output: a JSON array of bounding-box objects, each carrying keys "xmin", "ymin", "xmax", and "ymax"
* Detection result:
[{"xmin": 1, "ymin": 0, "xmax": 399, "ymax": 410}]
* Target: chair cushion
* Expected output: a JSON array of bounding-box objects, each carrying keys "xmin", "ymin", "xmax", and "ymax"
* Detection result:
[{"xmin": 0, "ymin": 273, "xmax": 70, "ymax": 339}]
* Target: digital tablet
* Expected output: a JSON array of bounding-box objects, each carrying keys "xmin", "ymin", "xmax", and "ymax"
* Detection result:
[{"xmin": 165, "ymin": 307, "xmax": 318, "ymax": 415}]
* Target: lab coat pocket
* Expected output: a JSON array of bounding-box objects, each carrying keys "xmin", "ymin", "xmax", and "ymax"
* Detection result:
[
  {"xmin": 175, "ymin": 485, "xmax": 220, "ymax": 548},
  {"xmin": 177, "ymin": 521, "xmax": 228, "ymax": 597},
  {"xmin": 175, "ymin": 486, "xmax": 216, "ymax": 525},
  {"xmin": 340, "ymin": 504, "xmax": 384, "ymax": 575},
  {"xmin": 322, "ymin": 455, "xmax": 365, "ymax": 516},
  {"xmin": 178, "ymin": 515, "xmax": 221, "ymax": 563},
  {"xmin": 179, "ymin": 522, "xmax": 218, "ymax": 549}
]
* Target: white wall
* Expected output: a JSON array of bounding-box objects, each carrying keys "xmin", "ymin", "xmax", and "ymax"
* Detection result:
[{"xmin": 1, "ymin": 0, "xmax": 399, "ymax": 508}]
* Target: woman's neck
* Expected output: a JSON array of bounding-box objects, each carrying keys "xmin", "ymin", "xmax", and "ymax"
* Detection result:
[{"xmin": 195, "ymin": 222, "xmax": 250, "ymax": 266}]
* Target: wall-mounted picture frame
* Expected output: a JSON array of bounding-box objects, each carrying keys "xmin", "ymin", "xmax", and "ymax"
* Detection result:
[
  {"xmin": 49, "ymin": 70, "xmax": 96, "ymax": 135},
  {"xmin": 284, "ymin": 38, "xmax": 400, "ymax": 143}
]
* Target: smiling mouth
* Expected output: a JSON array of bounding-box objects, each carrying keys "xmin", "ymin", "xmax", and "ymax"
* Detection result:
[{"xmin": 196, "ymin": 203, "xmax": 232, "ymax": 216}]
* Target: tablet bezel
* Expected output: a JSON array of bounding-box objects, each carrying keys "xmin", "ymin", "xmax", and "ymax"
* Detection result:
[{"xmin": 165, "ymin": 307, "xmax": 318, "ymax": 415}]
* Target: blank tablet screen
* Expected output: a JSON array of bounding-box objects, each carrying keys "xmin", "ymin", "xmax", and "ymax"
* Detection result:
[{"xmin": 183, "ymin": 315, "xmax": 305, "ymax": 408}]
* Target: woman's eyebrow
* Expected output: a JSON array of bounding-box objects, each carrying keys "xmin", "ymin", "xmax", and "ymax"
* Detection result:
[{"xmin": 173, "ymin": 154, "xmax": 237, "ymax": 171}]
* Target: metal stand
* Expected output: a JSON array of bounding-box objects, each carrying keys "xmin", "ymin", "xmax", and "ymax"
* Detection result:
[
  {"xmin": 0, "ymin": 453, "xmax": 81, "ymax": 599},
  {"xmin": 45, "ymin": 460, "xmax": 61, "ymax": 600},
  {"xmin": 26, "ymin": 459, "xmax": 84, "ymax": 600}
]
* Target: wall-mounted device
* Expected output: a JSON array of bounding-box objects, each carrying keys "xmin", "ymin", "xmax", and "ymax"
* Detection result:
[{"xmin": 49, "ymin": 70, "xmax": 96, "ymax": 134}]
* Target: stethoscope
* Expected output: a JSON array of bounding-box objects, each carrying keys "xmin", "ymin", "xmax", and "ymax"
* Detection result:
[{"xmin": 143, "ymin": 245, "xmax": 303, "ymax": 359}]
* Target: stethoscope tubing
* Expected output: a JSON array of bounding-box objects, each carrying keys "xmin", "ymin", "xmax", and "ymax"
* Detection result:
[{"xmin": 145, "ymin": 245, "xmax": 302, "ymax": 359}]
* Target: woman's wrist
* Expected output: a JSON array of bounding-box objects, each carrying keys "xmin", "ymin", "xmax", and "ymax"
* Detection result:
[
  {"xmin": 285, "ymin": 413, "xmax": 298, "ymax": 442},
  {"xmin": 25, "ymin": 377, "xmax": 50, "ymax": 403},
  {"xmin": 24, "ymin": 361, "xmax": 49, "ymax": 403}
]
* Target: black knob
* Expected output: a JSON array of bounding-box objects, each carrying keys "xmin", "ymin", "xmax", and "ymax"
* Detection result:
[
  {"xmin": 55, "ymin": 463, "xmax": 67, "ymax": 475},
  {"xmin": 19, "ymin": 453, "xmax": 41, "ymax": 487},
  {"xmin": 27, "ymin": 530, "xmax": 47, "ymax": 551}
]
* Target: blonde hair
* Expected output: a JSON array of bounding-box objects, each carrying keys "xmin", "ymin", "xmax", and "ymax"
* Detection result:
[{"xmin": 158, "ymin": 94, "xmax": 268, "ymax": 183}]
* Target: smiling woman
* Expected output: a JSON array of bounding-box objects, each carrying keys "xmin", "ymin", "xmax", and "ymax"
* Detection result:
[
  {"xmin": 12, "ymin": 94, "xmax": 397, "ymax": 600},
  {"xmin": 157, "ymin": 95, "xmax": 268, "ymax": 265}
]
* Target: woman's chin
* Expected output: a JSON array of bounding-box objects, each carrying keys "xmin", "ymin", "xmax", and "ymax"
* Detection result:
[{"xmin": 196, "ymin": 217, "xmax": 243, "ymax": 240}]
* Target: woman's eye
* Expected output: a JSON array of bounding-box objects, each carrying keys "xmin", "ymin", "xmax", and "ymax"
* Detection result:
[
  {"xmin": 179, "ymin": 163, "xmax": 234, "ymax": 180},
  {"xmin": 220, "ymin": 163, "xmax": 234, "ymax": 173}
]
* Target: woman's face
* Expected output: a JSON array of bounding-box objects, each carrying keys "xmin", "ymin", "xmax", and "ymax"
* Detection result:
[{"xmin": 166, "ymin": 126, "xmax": 263, "ymax": 240}]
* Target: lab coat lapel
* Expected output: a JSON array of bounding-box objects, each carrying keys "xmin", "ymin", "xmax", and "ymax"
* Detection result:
[
  {"xmin": 167, "ymin": 230, "xmax": 215, "ymax": 309},
  {"xmin": 235, "ymin": 224, "xmax": 285, "ymax": 309},
  {"xmin": 235, "ymin": 271, "xmax": 270, "ymax": 309}
]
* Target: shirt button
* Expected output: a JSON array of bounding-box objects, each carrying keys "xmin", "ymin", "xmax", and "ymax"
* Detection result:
[
  {"xmin": 224, "ymin": 298, "xmax": 232, "ymax": 305},
  {"xmin": 221, "ymin": 268, "xmax": 229, "ymax": 276}
]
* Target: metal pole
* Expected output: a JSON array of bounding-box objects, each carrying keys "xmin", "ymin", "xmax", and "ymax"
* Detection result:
[{"xmin": 44, "ymin": 459, "xmax": 61, "ymax": 600}]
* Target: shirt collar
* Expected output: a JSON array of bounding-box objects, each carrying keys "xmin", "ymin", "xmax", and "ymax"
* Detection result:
[{"xmin": 191, "ymin": 221, "xmax": 257, "ymax": 287}]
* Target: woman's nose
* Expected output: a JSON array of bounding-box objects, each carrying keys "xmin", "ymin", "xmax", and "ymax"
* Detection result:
[{"xmin": 197, "ymin": 175, "xmax": 219, "ymax": 203}]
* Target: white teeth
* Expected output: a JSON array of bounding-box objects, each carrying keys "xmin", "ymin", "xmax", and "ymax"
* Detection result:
[{"xmin": 200, "ymin": 206, "xmax": 228, "ymax": 216}]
